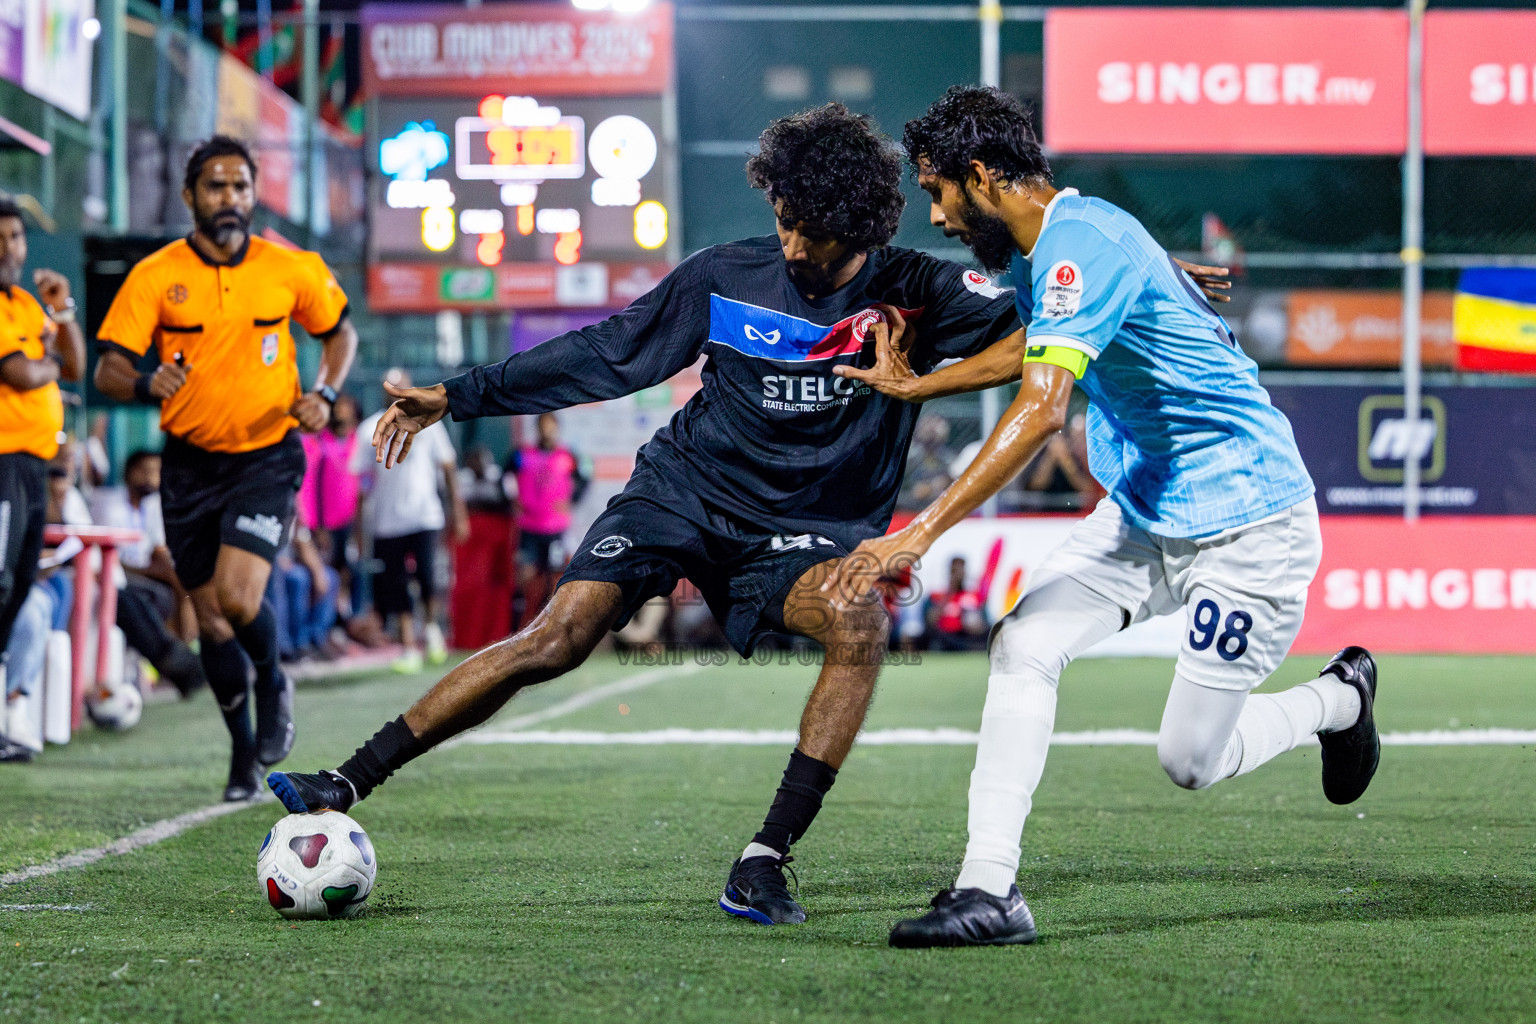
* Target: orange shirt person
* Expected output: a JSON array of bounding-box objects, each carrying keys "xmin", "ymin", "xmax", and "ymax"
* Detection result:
[
  {"xmin": 0, "ymin": 197, "xmax": 83, "ymax": 763},
  {"xmin": 94, "ymin": 136, "xmax": 358, "ymax": 801}
]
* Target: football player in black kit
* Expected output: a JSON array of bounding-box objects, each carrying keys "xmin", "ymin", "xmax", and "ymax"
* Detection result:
[{"xmin": 269, "ymin": 104, "xmax": 1230, "ymax": 926}]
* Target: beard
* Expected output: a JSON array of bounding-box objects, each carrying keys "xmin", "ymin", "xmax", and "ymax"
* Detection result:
[
  {"xmin": 194, "ymin": 204, "xmax": 250, "ymax": 247},
  {"xmin": 956, "ymin": 194, "xmax": 1018, "ymax": 274},
  {"xmin": 785, "ymin": 247, "xmax": 860, "ymax": 298},
  {"xmin": 0, "ymin": 258, "xmax": 20, "ymax": 289}
]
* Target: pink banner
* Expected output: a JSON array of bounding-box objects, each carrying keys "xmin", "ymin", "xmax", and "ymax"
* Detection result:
[
  {"xmin": 1296, "ymin": 517, "xmax": 1536, "ymax": 655},
  {"xmin": 1044, "ymin": 8, "xmax": 1407, "ymax": 154},
  {"xmin": 1424, "ymin": 11, "xmax": 1536, "ymax": 156},
  {"xmin": 362, "ymin": 2, "xmax": 673, "ymax": 99}
]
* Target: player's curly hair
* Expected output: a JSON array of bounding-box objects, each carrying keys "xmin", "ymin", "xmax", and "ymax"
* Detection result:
[
  {"xmin": 746, "ymin": 103, "xmax": 905, "ymax": 252},
  {"xmin": 183, "ymin": 134, "xmax": 258, "ymax": 194},
  {"xmin": 903, "ymin": 85, "xmax": 1051, "ymax": 188}
]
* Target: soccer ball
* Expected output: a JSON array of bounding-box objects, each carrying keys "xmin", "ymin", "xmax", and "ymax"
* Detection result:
[
  {"xmin": 257, "ymin": 811, "xmax": 377, "ymax": 920},
  {"xmin": 85, "ymin": 682, "xmax": 142, "ymax": 731}
]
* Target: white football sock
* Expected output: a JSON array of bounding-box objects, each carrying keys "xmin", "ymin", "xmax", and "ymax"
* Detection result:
[
  {"xmin": 955, "ymin": 672, "xmax": 1059, "ymax": 898},
  {"xmin": 1232, "ymin": 675, "xmax": 1360, "ymax": 777},
  {"xmin": 740, "ymin": 842, "xmax": 782, "ymax": 862},
  {"xmin": 1311, "ymin": 674, "xmax": 1363, "ymax": 733}
]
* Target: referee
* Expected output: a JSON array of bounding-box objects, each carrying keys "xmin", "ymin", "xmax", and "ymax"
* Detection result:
[
  {"xmin": 94, "ymin": 137, "xmax": 357, "ymax": 800},
  {"xmin": 0, "ymin": 198, "xmax": 82, "ymax": 763}
]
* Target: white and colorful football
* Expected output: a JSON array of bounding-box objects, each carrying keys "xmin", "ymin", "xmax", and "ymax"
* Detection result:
[{"xmin": 257, "ymin": 811, "xmax": 377, "ymax": 920}]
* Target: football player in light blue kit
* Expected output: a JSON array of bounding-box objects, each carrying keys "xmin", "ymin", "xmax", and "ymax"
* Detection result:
[{"xmin": 832, "ymin": 87, "xmax": 1382, "ymax": 947}]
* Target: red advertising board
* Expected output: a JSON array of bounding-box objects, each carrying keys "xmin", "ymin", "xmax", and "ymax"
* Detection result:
[
  {"xmin": 367, "ymin": 261, "xmax": 669, "ymax": 313},
  {"xmin": 1296, "ymin": 517, "xmax": 1536, "ymax": 655},
  {"xmin": 1424, "ymin": 10, "xmax": 1536, "ymax": 156},
  {"xmin": 1043, "ymin": 8, "xmax": 1407, "ymax": 154},
  {"xmin": 361, "ymin": 2, "xmax": 673, "ymax": 98}
]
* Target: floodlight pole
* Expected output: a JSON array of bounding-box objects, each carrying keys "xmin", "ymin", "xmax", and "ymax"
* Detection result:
[
  {"xmin": 979, "ymin": 0, "xmax": 1003, "ymax": 518},
  {"xmin": 1401, "ymin": 0, "xmax": 1426, "ymax": 523},
  {"xmin": 302, "ymin": 0, "xmax": 320, "ymax": 243}
]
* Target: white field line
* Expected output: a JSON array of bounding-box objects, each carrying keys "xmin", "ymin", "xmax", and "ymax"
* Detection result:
[
  {"xmin": 0, "ymin": 795, "xmax": 272, "ymax": 889},
  {"xmin": 441, "ymin": 661, "xmax": 709, "ymax": 746},
  {"xmin": 461, "ymin": 727, "xmax": 1536, "ymax": 747},
  {"xmin": 0, "ymin": 903, "xmax": 96, "ymax": 911},
  {"xmin": 2, "ymin": 663, "xmax": 699, "ymax": 888}
]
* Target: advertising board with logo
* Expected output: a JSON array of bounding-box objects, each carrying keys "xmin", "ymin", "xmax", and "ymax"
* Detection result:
[
  {"xmin": 362, "ymin": 2, "xmax": 671, "ymax": 98},
  {"xmin": 1424, "ymin": 10, "xmax": 1536, "ymax": 156},
  {"xmin": 0, "ymin": 0, "xmax": 95, "ymax": 119},
  {"xmin": 1043, "ymin": 8, "xmax": 1536, "ymax": 158},
  {"xmin": 362, "ymin": 2, "xmax": 675, "ymax": 312},
  {"xmin": 1267, "ymin": 383, "xmax": 1536, "ymax": 515},
  {"xmin": 1295, "ymin": 517, "xmax": 1536, "ymax": 654},
  {"xmin": 878, "ymin": 513, "xmax": 1536, "ymax": 657},
  {"xmin": 1043, "ymin": 8, "xmax": 1407, "ymax": 154},
  {"xmin": 1285, "ymin": 290, "xmax": 1457, "ymax": 367}
]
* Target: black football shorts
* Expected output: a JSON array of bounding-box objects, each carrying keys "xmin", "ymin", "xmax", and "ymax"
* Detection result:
[
  {"xmin": 559, "ymin": 492, "xmax": 849, "ymax": 656},
  {"xmin": 160, "ymin": 432, "xmax": 305, "ymax": 590}
]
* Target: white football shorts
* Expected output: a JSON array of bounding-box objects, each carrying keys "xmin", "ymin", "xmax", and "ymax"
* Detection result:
[{"xmin": 1022, "ymin": 496, "xmax": 1322, "ymax": 692}]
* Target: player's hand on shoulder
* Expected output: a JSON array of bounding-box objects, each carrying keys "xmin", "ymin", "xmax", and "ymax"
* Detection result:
[
  {"xmin": 373, "ymin": 381, "xmax": 449, "ymax": 469},
  {"xmin": 148, "ymin": 360, "xmax": 190, "ymax": 400},
  {"xmin": 833, "ymin": 304, "xmax": 921, "ymax": 401},
  {"xmin": 1172, "ymin": 258, "xmax": 1232, "ymax": 303}
]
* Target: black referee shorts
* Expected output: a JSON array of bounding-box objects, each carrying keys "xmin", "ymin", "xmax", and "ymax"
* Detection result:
[
  {"xmin": 559, "ymin": 493, "xmax": 849, "ymax": 657},
  {"xmin": 371, "ymin": 529, "xmax": 439, "ymax": 616},
  {"xmin": 0, "ymin": 451, "xmax": 47, "ymax": 651},
  {"xmin": 160, "ymin": 432, "xmax": 305, "ymax": 591}
]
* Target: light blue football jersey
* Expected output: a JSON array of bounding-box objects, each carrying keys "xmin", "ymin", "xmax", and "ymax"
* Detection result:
[{"xmin": 1011, "ymin": 188, "xmax": 1313, "ymax": 538}]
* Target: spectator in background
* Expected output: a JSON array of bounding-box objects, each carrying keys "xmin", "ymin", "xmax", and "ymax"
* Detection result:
[
  {"xmin": 298, "ymin": 391, "xmax": 362, "ymax": 616},
  {"xmin": 354, "ymin": 368, "xmax": 468, "ymax": 673},
  {"xmin": 268, "ymin": 514, "xmax": 341, "ymax": 663},
  {"xmin": 506, "ymin": 412, "xmax": 589, "ymax": 629},
  {"xmin": 1017, "ymin": 412, "xmax": 1101, "ymax": 512},
  {"xmin": 0, "ymin": 199, "xmax": 83, "ymax": 724},
  {"xmin": 83, "ymin": 412, "xmax": 110, "ymax": 489},
  {"xmin": 898, "ymin": 415, "xmax": 958, "ymax": 511},
  {"xmin": 74, "ymin": 449, "xmax": 206, "ymax": 696},
  {"xmin": 926, "ymin": 556, "xmax": 990, "ymax": 652},
  {"xmin": 459, "ymin": 446, "xmax": 509, "ymax": 513}
]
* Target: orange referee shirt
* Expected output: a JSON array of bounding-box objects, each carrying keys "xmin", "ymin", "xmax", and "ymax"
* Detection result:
[
  {"xmin": 97, "ymin": 235, "xmax": 349, "ymax": 454},
  {"xmin": 0, "ymin": 285, "xmax": 64, "ymax": 460}
]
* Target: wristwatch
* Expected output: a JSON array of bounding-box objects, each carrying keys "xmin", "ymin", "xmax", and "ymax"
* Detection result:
[
  {"xmin": 47, "ymin": 297, "xmax": 76, "ymax": 324},
  {"xmin": 314, "ymin": 383, "xmax": 339, "ymax": 406}
]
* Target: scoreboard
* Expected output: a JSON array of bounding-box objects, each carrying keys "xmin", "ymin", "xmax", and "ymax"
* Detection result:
[{"xmin": 361, "ymin": 2, "xmax": 676, "ymax": 313}]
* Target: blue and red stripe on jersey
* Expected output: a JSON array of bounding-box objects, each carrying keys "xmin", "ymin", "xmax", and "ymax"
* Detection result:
[{"xmin": 707, "ymin": 294, "xmax": 923, "ymax": 362}]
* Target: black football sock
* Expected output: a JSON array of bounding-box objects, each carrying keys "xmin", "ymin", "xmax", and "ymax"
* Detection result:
[
  {"xmin": 232, "ymin": 601, "xmax": 280, "ymax": 693},
  {"xmin": 751, "ymin": 749, "xmax": 839, "ymax": 856},
  {"xmin": 201, "ymin": 636, "xmax": 254, "ymax": 755},
  {"xmin": 335, "ymin": 716, "xmax": 426, "ymax": 800}
]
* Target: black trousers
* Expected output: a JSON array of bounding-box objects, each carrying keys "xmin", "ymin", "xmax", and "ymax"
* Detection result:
[{"xmin": 0, "ymin": 452, "xmax": 47, "ymax": 657}]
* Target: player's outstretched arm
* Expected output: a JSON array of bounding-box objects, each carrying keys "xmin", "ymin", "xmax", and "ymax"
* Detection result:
[
  {"xmin": 823, "ymin": 361, "xmax": 1075, "ymax": 601},
  {"xmin": 373, "ymin": 381, "xmax": 448, "ymax": 468}
]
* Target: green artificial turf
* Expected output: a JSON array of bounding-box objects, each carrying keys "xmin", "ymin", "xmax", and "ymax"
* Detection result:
[{"xmin": 2, "ymin": 653, "xmax": 1534, "ymax": 1022}]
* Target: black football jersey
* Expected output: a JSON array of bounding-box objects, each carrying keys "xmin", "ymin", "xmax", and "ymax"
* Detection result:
[{"xmin": 443, "ymin": 236, "xmax": 1020, "ymax": 549}]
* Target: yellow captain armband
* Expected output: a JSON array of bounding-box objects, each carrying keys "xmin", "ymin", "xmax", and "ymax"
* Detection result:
[{"xmin": 1022, "ymin": 344, "xmax": 1089, "ymax": 379}]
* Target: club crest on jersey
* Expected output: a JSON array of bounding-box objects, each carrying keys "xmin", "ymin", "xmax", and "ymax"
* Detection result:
[
  {"xmin": 961, "ymin": 269, "xmax": 1005, "ymax": 299},
  {"xmin": 591, "ymin": 535, "xmax": 632, "ymax": 558},
  {"xmin": 1042, "ymin": 260, "xmax": 1083, "ymax": 318},
  {"xmin": 261, "ymin": 332, "xmax": 279, "ymax": 366}
]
